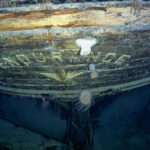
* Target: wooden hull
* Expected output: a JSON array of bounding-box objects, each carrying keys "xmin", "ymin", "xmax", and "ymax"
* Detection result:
[{"xmin": 0, "ymin": 1, "xmax": 150, "ymax": 99}]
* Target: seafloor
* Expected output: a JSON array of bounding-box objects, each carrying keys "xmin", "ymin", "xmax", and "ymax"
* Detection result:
[{"xmin": 0, "ymin": 119, "xmax": 60, "ymax": 150}]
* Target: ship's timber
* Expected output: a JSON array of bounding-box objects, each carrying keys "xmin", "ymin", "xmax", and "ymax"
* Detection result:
[
  {"xmin": 0, "ymin": 1, "xmax": 150, "ymax": 99},
  {"xmin": 0, "ymin": 2, "xmax": 150, "ymax": 31}
]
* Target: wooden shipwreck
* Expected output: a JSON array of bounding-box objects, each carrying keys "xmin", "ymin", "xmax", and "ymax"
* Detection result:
[{"xmin": 0, "ymin": 1, "xmax": 150, "ymax": 100}]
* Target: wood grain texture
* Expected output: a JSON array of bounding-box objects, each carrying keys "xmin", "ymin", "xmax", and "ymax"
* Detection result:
[
  {"xmin": 0, "ymin": 2, "xmax": 150, "ymax": 31},
  {"xmin": 0, "ymin": 2, "xmax": 150, "ymax": 99}
]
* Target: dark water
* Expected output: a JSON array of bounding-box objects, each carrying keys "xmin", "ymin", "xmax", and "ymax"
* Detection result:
[{"xmin": 0, "ymin": 85, "xmax": 150, "ymax": 150}]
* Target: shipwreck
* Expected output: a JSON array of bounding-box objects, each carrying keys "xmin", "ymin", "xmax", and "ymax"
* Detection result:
[
  {"xmin": 0, "ymin": 1, "xmax": 150, "ymax": 101},
  {"xmin": 0, "ymin": 1, "xmax": 150, "ymax": 149}
]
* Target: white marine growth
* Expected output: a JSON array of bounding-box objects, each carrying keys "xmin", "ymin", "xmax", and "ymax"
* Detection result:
[{"xmin": 76, "ymin": 37, "xmax": 97, "ymax": 56}]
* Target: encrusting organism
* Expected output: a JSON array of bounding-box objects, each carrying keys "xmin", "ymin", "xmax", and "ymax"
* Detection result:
[{"xmin": 76, "ymin": 37, "xmax": 97, "ymax": 57}]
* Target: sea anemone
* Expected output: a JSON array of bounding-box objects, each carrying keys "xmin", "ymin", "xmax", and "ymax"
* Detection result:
[
  {"xmin": 90, "ymin": 71, "xmax": 98, "ymax": 79},
  {"xmin": 73, "ymin": 90, "xmax": 93, "ymax": 112}
]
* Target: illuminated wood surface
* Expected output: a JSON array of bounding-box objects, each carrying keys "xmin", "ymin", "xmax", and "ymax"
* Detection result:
[
  {"xmin": 0, "ymin": 2, "xmax": 150, "ymax": 31},
  {"xmin": 0, "ymin": 2, "xmax": 150, "ymax": 99}
]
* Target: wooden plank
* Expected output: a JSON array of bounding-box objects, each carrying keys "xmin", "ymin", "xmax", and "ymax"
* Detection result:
[
  {"xmin": 0, "ymin": 2, "xmax": 150, "ymax": 31},
  {"xmin": 0, "ymin": 61, "xmax": 150, "ymax": 87},
  {"xmin": 0, "ymin": 27, "xmax": 150, "ymax": 50},
  {"xmin": 0, "ymin": 75, "xmax": 150, "ymax": 99}
]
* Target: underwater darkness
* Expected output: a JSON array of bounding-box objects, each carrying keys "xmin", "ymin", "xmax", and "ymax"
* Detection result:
[{"xmin": 0, "ymin": 85, "xmax": 150, "ymax": 150}]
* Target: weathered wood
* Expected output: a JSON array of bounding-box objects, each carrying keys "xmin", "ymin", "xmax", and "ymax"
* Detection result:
[
  {"xmin": 0, "ymin": 2, "xmax": 150, "ymax": 99},
  {"xmin": 0, "ymin": 26, "xmax": 150, "ymax": 50},
  {"xmin": 0, "ymin": 2, "xmax": 150, "ymax": 31}
]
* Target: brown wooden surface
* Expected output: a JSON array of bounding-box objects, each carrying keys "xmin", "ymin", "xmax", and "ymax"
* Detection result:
[
  {"xmin": 0, "ymin": 2, "xmax": 150, "ymax": 31},
  {"xmin": 0, "ymin": 29, "xmax": 150, "ymax": 98},
  {"xmin": 0, "ymin": 2, "xmax": 150, "ymax": 99}
]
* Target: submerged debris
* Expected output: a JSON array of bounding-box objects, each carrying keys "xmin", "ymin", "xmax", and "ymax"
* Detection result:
[{"xmin": 130, "ymin": 0, "xmax": 143, "ymax": 17}]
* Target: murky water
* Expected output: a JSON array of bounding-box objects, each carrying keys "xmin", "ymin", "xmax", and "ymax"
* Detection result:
[{"xmin": 0, "ymin": 85, "xmax": 150, "ymax": 150}]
